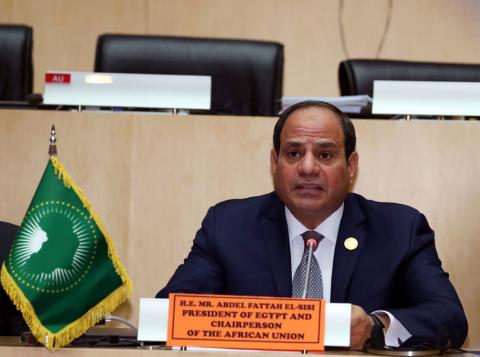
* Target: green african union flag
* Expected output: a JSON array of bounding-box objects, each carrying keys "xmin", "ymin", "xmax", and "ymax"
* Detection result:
[{"xmin": 0, "ymin": 156, "xmax": 132, "ymax": 349}]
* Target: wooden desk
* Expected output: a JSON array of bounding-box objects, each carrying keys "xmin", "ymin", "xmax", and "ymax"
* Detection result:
[
  {"xmin": 0, "ymin": 339, "xmax": 477, "ymax": 357},
  {"xmin": 0, "ymin": 110, "xmax": 478, "ymax": 348}
]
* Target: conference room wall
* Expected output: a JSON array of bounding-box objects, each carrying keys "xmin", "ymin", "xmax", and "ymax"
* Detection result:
[
  {"xmin": 0, "ymin": 111, "xmax": 478, "ymax": 348},
  {"xmin": 1, "ymin": 0, "xmax": 480, "ymax": 98}
]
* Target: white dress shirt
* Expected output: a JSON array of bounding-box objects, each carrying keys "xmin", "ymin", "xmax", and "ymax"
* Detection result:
[
  {"xmin": 285, "ymin": 205, "xmax": 411, "ymax": 347},
  {"xmin": 286, "ymin": 204, "xmax": 343, "ymax": 303}
]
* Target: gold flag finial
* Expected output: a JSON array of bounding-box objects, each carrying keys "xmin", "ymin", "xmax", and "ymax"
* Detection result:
[{"xmin": 48, "ymin": 125, "xmax": 57, "ymax": 157}]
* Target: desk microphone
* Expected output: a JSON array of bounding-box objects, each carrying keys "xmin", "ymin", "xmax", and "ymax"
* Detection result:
[{"xmin": 301, "ymin": 235, "xmax": 321, "ymax": 299}]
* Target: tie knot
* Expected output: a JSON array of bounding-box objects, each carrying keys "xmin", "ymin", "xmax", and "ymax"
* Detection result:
[{"xmin": 301, "ymin": 231, "xmax": 323, "ymax": 251}]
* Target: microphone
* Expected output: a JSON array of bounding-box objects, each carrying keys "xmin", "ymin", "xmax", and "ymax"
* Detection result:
[{"xmin": 301, "ymin": 233, "xmax": 321, "ymax": 299}]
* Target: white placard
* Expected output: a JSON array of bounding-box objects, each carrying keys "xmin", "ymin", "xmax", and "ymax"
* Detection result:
[
  {"xmin": 137, "ymin": 298, "xmax": 350, "ymax": 347},
  {"xmin": 324, "ymin": 303, "xmax": 351, "ymax": 347},
  {"xmin": 43, "ymin": 71, "xmax": 211, "ymax": 110},
  {"xmin": 372, "ymin": 80, "xmax": 480, "ymax": 116},
  {"xmin": 137, "ymin": 298, "xmax": 170, "ymax": 342}
]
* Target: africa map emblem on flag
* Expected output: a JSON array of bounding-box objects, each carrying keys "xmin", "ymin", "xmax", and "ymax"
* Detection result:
[
  {"xmin": 11, "ymin": 199, "xmax": 98, "ymax": 293},
  {"xmin": 1, "ymin": 156, "xmax": 132, "ymax": 349}
]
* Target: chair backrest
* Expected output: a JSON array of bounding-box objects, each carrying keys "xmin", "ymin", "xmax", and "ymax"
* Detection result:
[
  {"xmin": 339, "ymin": 59, "xmax": 480, "ymax": 97},
  {"xmin": 94, "ymin": 34, "xmax": 284, "ymax": 116},
  {"xmin": 0, "ymin": 24, "xmax": 33, "ymax": 101},
  {"xmin": 0, "ymin": 220, "xmax": 28, "ymax": 336},
  {"xmin": 0, "ymin": 221, "xmax": 18, "ymax": 263}
]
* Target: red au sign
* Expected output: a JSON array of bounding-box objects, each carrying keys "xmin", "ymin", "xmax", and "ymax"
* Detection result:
[{"xmin": 45, "ymin": 73, "xmax": 71, "ymax": 84}]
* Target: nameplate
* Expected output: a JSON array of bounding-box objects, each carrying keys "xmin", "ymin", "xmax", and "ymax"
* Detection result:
[
  {"xmin": 167, "ymin": 293, "xmax": 325, "ymax": 351},
  {"xmin": 372, "ymin": 80, "xmax": 480, "ymax": 116},
  {"xmin": 43, "ymin": 71, "xmax": 211, "ymax": 110}
]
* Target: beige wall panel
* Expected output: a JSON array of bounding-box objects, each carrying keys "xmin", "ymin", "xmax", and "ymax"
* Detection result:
[
  {"xmin": 382, "ymin": 0, "xmax": 480, "ymax": 62},
  {"xmin": 146, "ymin": 0, "xmax": 480, "ymax": 96},
  {"xmin": 126, "ymin": 115, "xmax": 275, "ymax": 321},
  {"xmin": 0, "ymin": 111, "xmax": 478, "ymax": 347},
  {"xmin": 0, "ymin": 1, "xmax": 14, "ymax": 20},
  {"xmin": 146, "ymin": 0, "xmax": 344, "ymax": 97},
  {"xmin": 0, "ymin": 0, "xmax": 147, "ymax": 94},
  {"xmin": 3, "ymin": 0, "xmax": 480, "ymax": 96}
]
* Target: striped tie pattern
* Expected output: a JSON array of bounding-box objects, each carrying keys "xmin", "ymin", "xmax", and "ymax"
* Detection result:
[{"xmin": 292, "ymin": 231, "xmax": 324, "ymax": 298}]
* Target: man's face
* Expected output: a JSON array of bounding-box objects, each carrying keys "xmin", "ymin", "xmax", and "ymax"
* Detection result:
[{"xmin": 271, "ymin": 106, "xmax": 358, "ymax": 228}]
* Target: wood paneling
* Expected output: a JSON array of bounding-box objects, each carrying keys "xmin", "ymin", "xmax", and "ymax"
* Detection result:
[{"xmin": 0, "ymin": 111, "xmax": 478, "ymax": 347}]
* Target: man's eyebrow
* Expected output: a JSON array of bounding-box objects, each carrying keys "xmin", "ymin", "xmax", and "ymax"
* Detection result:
[
  {"xmin": 316, "ymin": 141, "xmax": 337, "ymax": 148},
  {"xmin": 283, "ymin": 141, "xmax": 303, "ymax": 147},
  {"xmin": 282, "ymin": 140, "xmax": 338, "ymax": 148}
]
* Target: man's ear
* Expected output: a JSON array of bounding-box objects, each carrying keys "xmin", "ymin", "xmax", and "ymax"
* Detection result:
[
  {"xmin": 270, "ymin": 149, "xmax": 278, "ymax": 176},
  {"xmin": 347, "ymin": 151, "xmax": 359, "ymax": 184}
]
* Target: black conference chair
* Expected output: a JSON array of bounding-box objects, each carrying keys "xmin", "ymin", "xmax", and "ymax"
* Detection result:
[
  {"xmin": 339, "ymin": 59, "xmax": 480, "ymax": 97},
  {"xmin": 0, "ymin": 24, "xmax": 33, "ymax": 101},
  {"xmin": 0, "ymin": 221, "xmax": 28, "ymax": 335},
  {"xmin": 94, "ymin": 34, "xmax": 284, "ymax": 116}
]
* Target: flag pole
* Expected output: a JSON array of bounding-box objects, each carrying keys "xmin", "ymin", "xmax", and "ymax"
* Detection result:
[
  {"xmin": 47, "ymin": 124, "xmax": 56, "ymax": 349},
  {"xmin": 48, "ymin": 125, "xmax": 57, "ymax": 157}
]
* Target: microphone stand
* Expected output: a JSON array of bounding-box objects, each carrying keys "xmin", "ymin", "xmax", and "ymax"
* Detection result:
[
  {"xmin": 301, "ymin": 239, "xmax": 318, "ymax": 354},
  {"xmin": 301, "ymin": 242, "xmax": 316, "ymax": 299}
]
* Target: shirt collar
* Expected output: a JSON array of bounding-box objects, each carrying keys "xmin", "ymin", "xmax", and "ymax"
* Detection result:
[{"xmin": 285, "ymin": 204, "xmax": 344, "ymax": 245}]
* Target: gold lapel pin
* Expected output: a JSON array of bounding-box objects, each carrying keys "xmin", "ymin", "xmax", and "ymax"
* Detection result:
[{"xmin": 344, "ymin": 237, "xmax": 358, "ymax": 251}]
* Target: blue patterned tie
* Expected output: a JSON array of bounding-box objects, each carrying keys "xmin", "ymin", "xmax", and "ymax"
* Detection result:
[{"xmin": 292, "ymin": 231, "xmax": 324, "ymax": 298}]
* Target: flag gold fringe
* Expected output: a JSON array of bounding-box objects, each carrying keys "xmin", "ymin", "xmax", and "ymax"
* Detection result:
[
  {"xmin": 0, "ymin": 156, "xmax": 133, "ymax": 350},
  {"xmin": 1, "ymin": 264, "xmax": 130, "ymax": 350}
]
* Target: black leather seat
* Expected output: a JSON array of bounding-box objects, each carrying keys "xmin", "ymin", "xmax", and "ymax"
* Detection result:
[
  {"xmin": 0, "ymin": 221, "xmax": 28, "ymax": 335},
  {"xmin": 94, "ymin": 34, "xmax": 284, "ymax": 116},
  {"xmin": 339, "ymin": 59, "xmax": 480, "ymax": 97},
  {"xmin": 0, "ymin": 25, "xmax": 33, "ymax": 101}
]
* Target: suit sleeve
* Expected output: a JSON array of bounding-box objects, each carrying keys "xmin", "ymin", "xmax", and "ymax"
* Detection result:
[
  {"xmin": 388, "ymin": 213, "xmax": 468, "ymax": 349},
  {"xmin": 155, "ymin": 206, "xmax": 225, "ymax": 297}
]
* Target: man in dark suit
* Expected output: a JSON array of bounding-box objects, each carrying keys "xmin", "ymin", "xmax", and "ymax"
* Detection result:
[
  {"xmin": 0, "ymin": 221, "xmax": 28, "ymax": 336},
  {"xmin": 156, "ymin": 101, "xmax": 467, "ymax": 349}
]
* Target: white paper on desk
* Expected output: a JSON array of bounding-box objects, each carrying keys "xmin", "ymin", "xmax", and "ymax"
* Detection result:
[{"xmin": 137, "ymin": 298, "xmax": 351, "ymax": 347}]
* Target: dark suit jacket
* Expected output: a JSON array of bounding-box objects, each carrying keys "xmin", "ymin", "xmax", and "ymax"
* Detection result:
[
  {"xmin": 156, "ymin": 192, "xmax": 468, "ymax": 348},
  {"xmin": 0, "ymin": 221, "xmax": 28, "ymax": 336}
]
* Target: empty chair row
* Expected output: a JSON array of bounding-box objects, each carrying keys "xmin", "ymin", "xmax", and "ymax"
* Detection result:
[
  {"xmin": 3, "ymin": 24, "xmax": 480, "ymax": 116},
  {"xmin": 0, "ymin": 25, "xmax": 284, "ymax": 116}
]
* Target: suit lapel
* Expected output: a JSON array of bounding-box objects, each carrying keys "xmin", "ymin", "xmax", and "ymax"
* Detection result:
[
  {"xmin": 331, "ymin": 193, "xmax": 367, "ymax": 302},
  {"xmin": 262, "ymin": 193, "xmax": 292, "ymax": 297}
]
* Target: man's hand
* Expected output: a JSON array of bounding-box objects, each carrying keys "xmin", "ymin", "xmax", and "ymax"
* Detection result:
[{"xmin": 350, "ymin": 304, "xmax": 374, "ymax": 350}]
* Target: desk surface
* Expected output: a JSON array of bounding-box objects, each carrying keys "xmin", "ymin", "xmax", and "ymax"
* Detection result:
[
  {"xmin": 0, "ymin": 110, "xmax": 478, "ymax": 349},
  {"xmin": 0, "ymin": 336, "xmax": 477, "ymax": 357}
]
